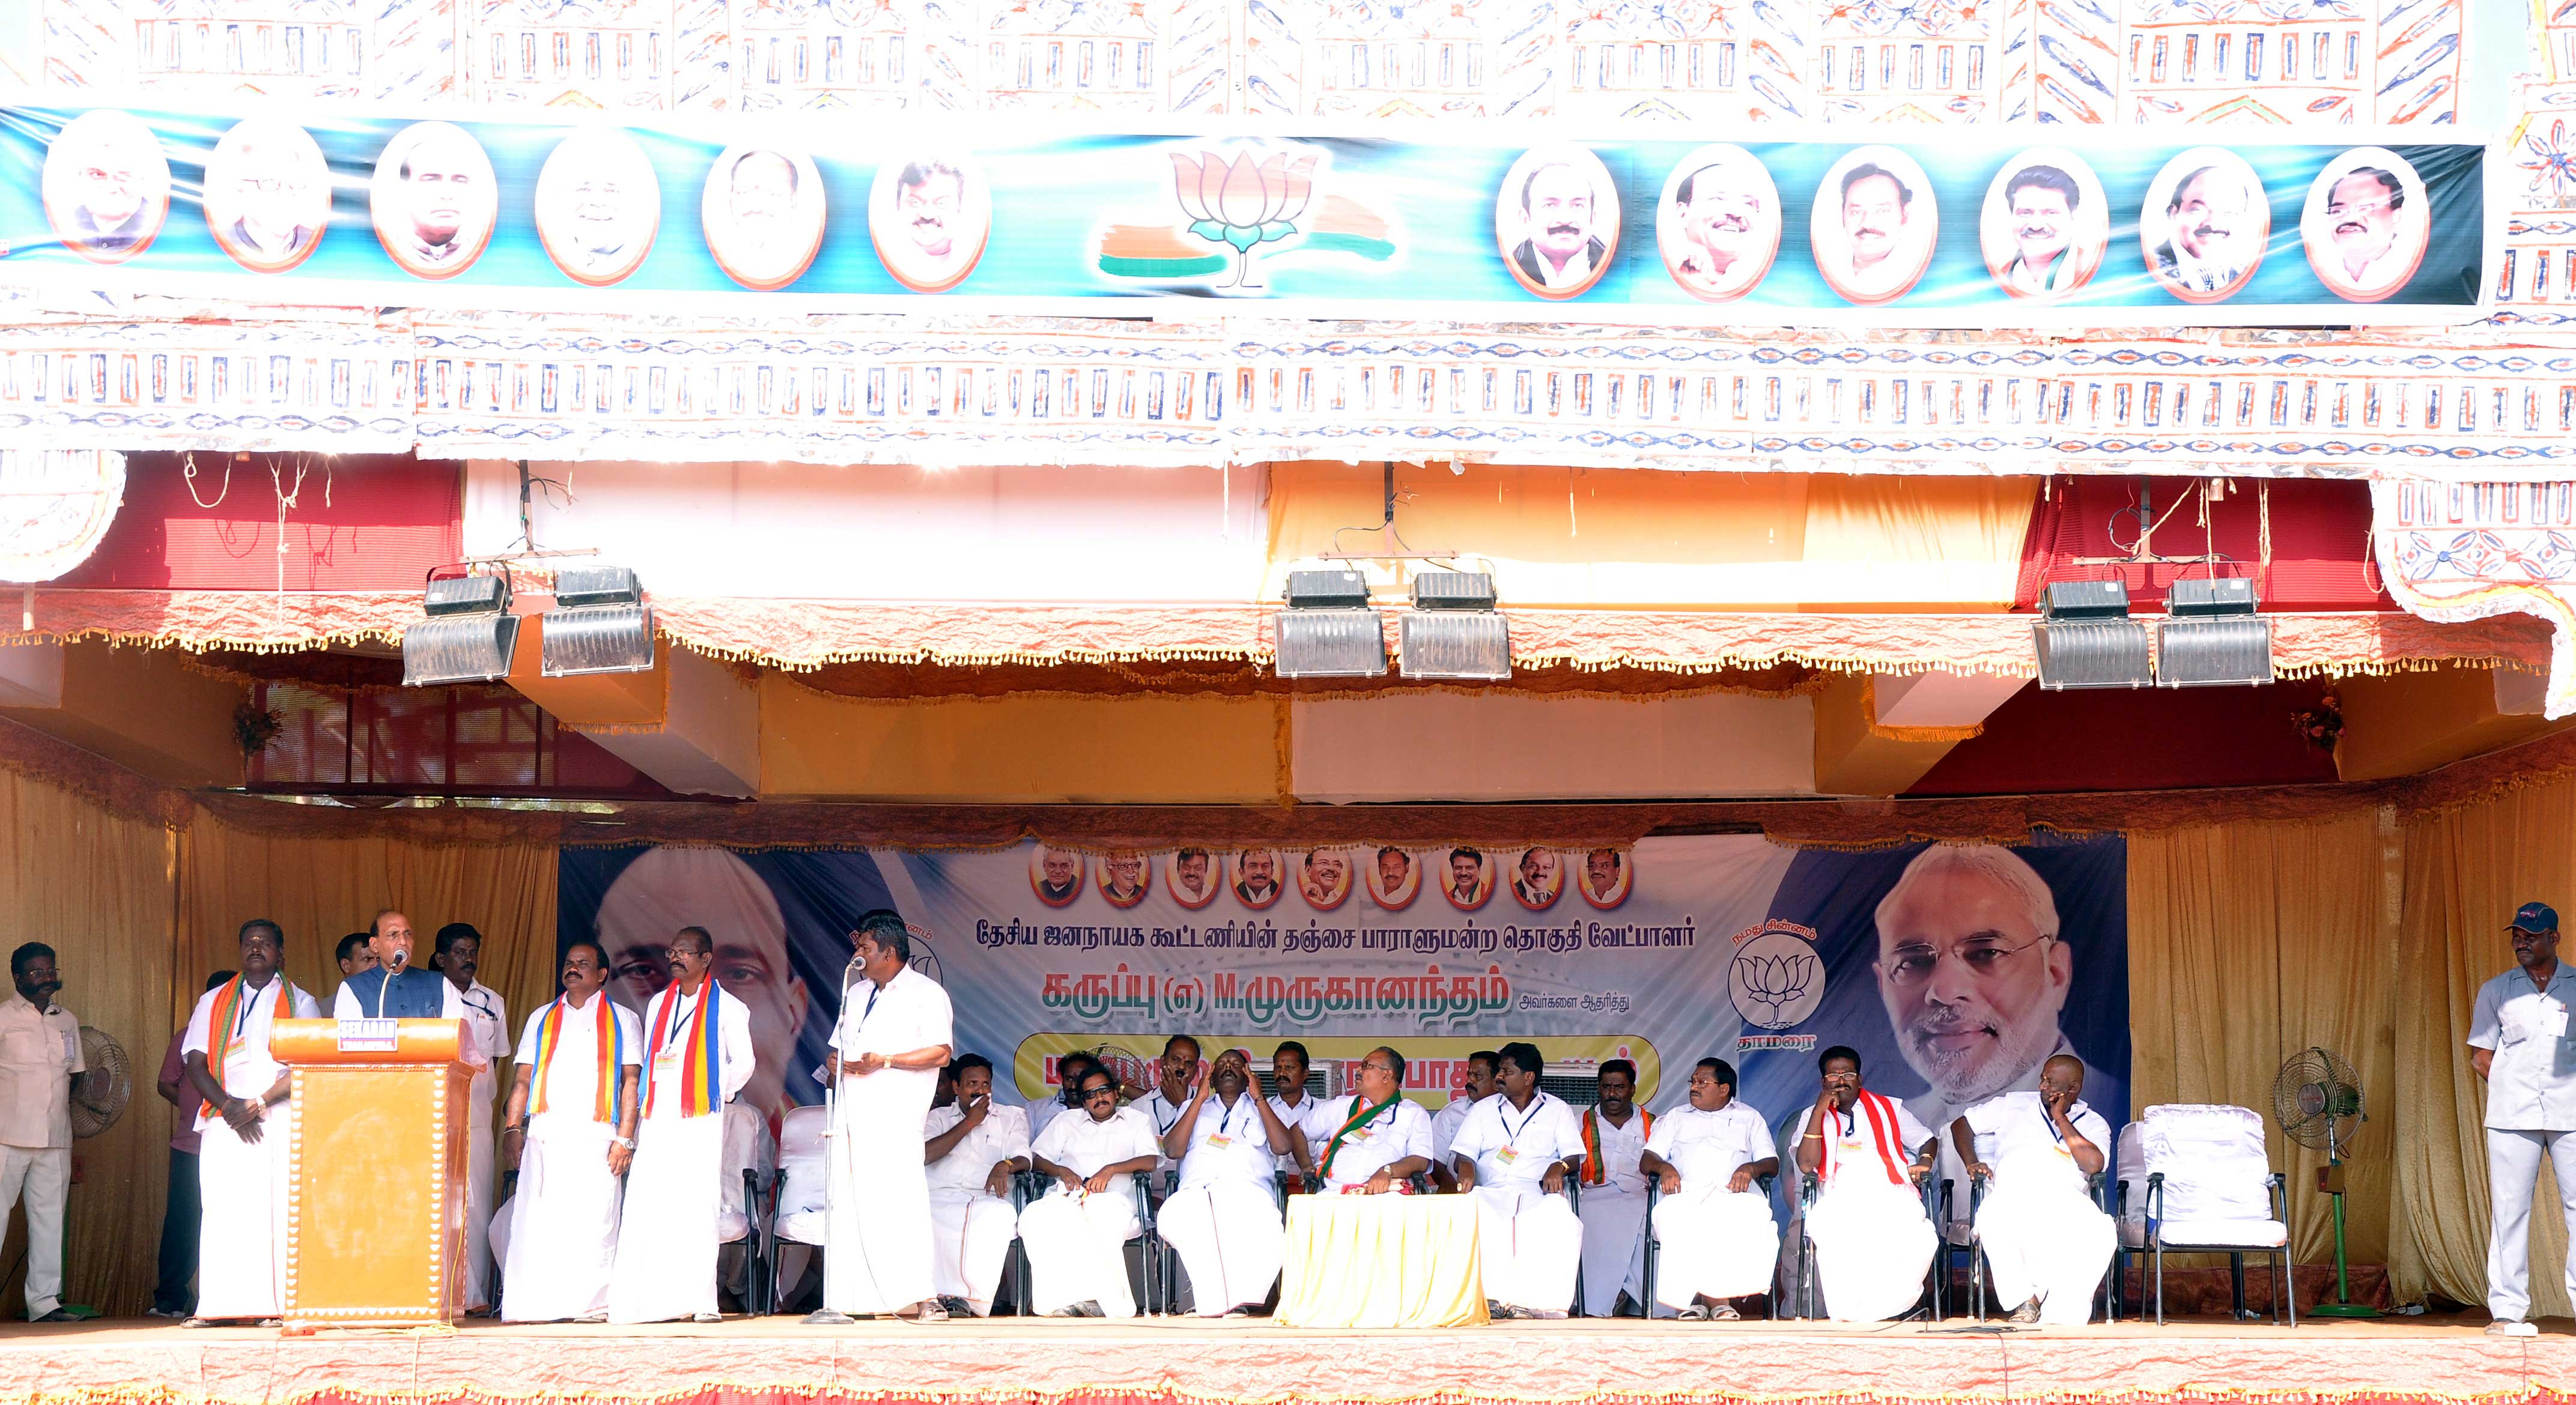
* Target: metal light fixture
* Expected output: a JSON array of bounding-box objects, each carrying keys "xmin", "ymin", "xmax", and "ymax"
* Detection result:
[
  {"xmin": 1274, "ymin": 569, "xmax": 1387, "ymax": 678},
  {"xmin": 541, "ymin": 565, "xmax": 655, "ymax": 678},
  {"xmin": 401, "ymin": 572, "xmax": 521, "ymax": 687},
  {"xmin": 2156, "ymin": 576, "xmax": 2273, "ymax": 687},
  {"xmin": 2033, "ymin": 578, "xmax": 2152, "ymax": 690},
  {"xmin": 1399, "ymin": 569, "xmax": 1509, "ymax": 681}
]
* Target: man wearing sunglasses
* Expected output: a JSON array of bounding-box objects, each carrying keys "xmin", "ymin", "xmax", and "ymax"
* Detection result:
[{"xmin": 1020, "ymin": 1066, "xmax": 1159, "ymax": 1316}]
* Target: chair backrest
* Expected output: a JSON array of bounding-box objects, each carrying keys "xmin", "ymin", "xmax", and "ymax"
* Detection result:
[
  {"xmin": 2137, "ymin": 1103, "xmax": 2275, "ymax": 1222},
  {"xmin": 2115, "ymin": 1120, "xmax": 2146, "ymax": 1223},
  {"xmin": 775, "ymin": 1103, "xmax": 831, "ymax": 1219},
  {"xmin": 720, "ymin": 1101, "xmax": 777, "ymax": 1217}
]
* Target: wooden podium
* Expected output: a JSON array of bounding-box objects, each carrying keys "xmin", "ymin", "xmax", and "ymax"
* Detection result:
[{"xmin": 271, "ymin": 1017, "xmax": 474, "ymax": 1331}]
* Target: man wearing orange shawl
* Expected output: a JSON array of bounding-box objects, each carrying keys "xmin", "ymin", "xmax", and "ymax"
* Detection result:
[
  {"xmin": 607, "ymin": 926, "xmax": 754, "ymax": 1323},
  {"xmin": 179, "ymin": 919, "xmax": 320, "ymax": 1326},
  {"xmin": 499, "ymin": 940, "xmax": 642, "ymax": 1323}
]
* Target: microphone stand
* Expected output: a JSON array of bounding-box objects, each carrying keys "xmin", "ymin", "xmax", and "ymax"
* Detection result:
[{"xmin": 804, "ymin": 957, "xmax": 869, "ymax": 1326}]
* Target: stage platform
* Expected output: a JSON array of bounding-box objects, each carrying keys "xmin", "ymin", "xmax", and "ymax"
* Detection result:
[{"xmin": 13, "ymin": 1317, "xmax": 2576, "ymax": 1405}]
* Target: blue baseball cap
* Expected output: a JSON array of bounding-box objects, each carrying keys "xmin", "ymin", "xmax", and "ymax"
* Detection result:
[{"xmin": 2511, "ymin": 902, "xmax": 2559, "ymax": 934}]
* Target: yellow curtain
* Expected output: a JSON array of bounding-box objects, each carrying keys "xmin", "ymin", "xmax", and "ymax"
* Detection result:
[
  {"xmin": 2125, "ymin": 810, "xmax": 2399, "ymax": 1268},
  {"xmin": 2392, "ymin": 774, "xmax": 2576, "ymax": 1314}
]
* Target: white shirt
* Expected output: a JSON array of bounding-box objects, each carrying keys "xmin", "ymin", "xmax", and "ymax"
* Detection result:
[
  {"xmin": 1451, "ymin": 1090, "xmax": 1585, "ymax": 1188},
  {"xmin": 1170, "ymin": 1091, "xmax": 1275, "ymax": 1192},
  {"xmin": 1307, "ymin": 1091, "xmax": 1432, "ymax": 1191},
  {"xmin": 1960, "ymin": 1091, "xmax": 2109, "ymax": 1197},
  {"xmin": 1430, "ymin": 1093, "xmax": 1487, "ymax": 1170},
  {"xmin": 1578, "ymin": 1105, "xmax": 1654, "ymax": 1195},
  {"xmin": 460, "ymin": 980, "xmax": 510, "ymax": 1069},
  {"xmin": 1030, "ymin": 1105, "xmax": 1159, "ymax": 1209},
  {"xmin": 181, "ymin": 976, "xmax": 323, "ymax": 1130},
  {"xmin": 1267, "ymin": 1090, "xmax": 1324, "ymax": 1173},
  {"xmin": 639, "ymin": 979, "xmax": 756, "ymax": 1120},
  {"xmin": 0, "ymin": 994, "xmax": 81, "ymax": 1149},
  {"xmin": 1791, "ymin": 1097, "xmax": 1935, "ymax": 1194},
  {"xmin": 1644, "ymin": 1100, "xmax": 1775, "ymax": 1189},
  {"xmin": 831, "ymin": 964, "xmax": 955, "ymax": 1097},
  {"xmin": 925, "ymin": 1099, "xmax": 1031, "ymax": 1195},
  {"xmin": 512, "ymin": 991, "xmax": 643, "ymax": 1133},
  {"xmin": 2471, "ymin": 963, "xmax": 2576, "ymax": 1130},
  {"xmin": 1135, "ymin": 1087, "xmax": 1192, "ymax": 1173}
]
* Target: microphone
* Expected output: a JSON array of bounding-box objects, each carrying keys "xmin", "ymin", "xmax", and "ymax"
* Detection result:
[{"xmin": 386, "ymin": 948, "xmax": 410, "ymax": 973}]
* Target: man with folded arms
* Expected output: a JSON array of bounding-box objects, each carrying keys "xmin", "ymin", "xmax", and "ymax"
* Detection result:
[
  {"xmin": 1641, "ymin": 1057, "xmax": 1779, "ymax": 1320},
  {"xmin": 1450, "ymin": 1040, "xmax": 1585, "ymax": 1319},
  {"xmin": 1158, "ymin": 1046, "xmax": 1308, "ymax": 1316},
  {"xmin": 181, "ymin": 920, "xmax": 321, "ymax": 1327},
  {"xmin": 498, "ymin": 940, "xmax": 640, "ymax": 1322},
  {"xmin": 1307, "ymin": 1046, "xmax": 1432, "ymax": 1194},
  {"xmin": 1951, "ymin": 1053, "xmax": 2111, "ymax": 1325},
  {"xmin": 1021, "ymin": 1064, "xmax": 1159, "ymax": 1317},
  {"xmin": 921, "ymin": 1054, "xmax": 1030, "ymax": 1317}
]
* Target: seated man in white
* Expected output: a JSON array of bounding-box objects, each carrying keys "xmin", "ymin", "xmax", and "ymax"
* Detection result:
[
  {"xmin": 1158, "ymin": 1046, "xmax": 1310, "ymax": 1315},
  {"xmin": 1952, "ymin": 1054, "xmax": 2112, "ymax": 1325},
  {"xmin": 1306, "ymin": 1046, "xmax": 1433, "ymax": 1194},
  {"xmin": 1641, "ymin": 1055, "xmax": 1779, "ymax": 1320},
  {"xmin": 1019, "ymin": 1063, "xmax": 1159, "ymax": 1317},
  {"xmin": 1785, "ymin": 1044, "xmax": 1936, "ymax": 1322},
  {"xmin": 1450, "ymin": 1040, "xmax": 1586, "ymax": 1319},
  {"xmin": 923, "ymin": 1053, "xmax": 1030, "ymax": 1317},
  {"xmin": 1575, "ymin": 1058, "xmax": 1655, "ymax": 1316}
]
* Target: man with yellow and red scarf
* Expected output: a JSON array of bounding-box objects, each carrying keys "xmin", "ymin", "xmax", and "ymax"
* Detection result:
[
  {"xmin": 1307, "ymin": 1046, "xmax": 1432, "ymax": 1194},
  {"xmin": 1574, "ymin": 1058, "xmax": 1654, "ymax": 1316},
  {"xmin": 1783, "ymin": 1043, "xmax": 1937, "ymax": 1321},
  {"xmin": 499, "ymin": 939, "xmax": 642, "ymax": 1323},
  {"xmin": 180, "ymin": 920, "xmax": 321, "ymax": 1327},
  {"xmin": 608, "ymin": 926, "xmax": 754, "ymax": 1323}
]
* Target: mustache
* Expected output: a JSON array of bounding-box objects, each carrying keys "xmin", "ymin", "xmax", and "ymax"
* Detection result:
[
  {"xmin": 2335, "ymin": 219, "xmax": 2368, "ymax": 235},
  {"xmin": 912, "ymin": 214, "xmax": 946, "ymax": 228},
  {"xmin": 1852, "ymin": 223, "xmax": 1891, "ymax": 240},
  {"xmin": 1546, "ymin": 222, "xmax": 1583, "ymax": 237},
  {"xmin": 2190, "ymin": 221, "xmax": 2232, "ymax": 240},
  {"xmin": 2017, "ymin": 225, "xmax": 2059, "ymax": 238}
]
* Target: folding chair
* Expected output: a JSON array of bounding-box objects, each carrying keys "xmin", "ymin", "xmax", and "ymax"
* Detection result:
[{"xmin": 2117, "ymin": 1106, "xmax": 2293, "ymax": 1326}]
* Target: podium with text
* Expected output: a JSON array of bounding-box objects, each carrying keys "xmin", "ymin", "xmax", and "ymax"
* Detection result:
[{"xmin": 270, "ymin": 1017, "xmax": 473, "ymax": 1331}]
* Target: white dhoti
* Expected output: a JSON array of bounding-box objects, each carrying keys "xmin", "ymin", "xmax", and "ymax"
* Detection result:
[
  {"xmin": 1976, "ymin": 1185, "xmax": 2114, "ymax": 1325},
  {"xmin": 463, "ymin": 1117, "xmax": 495, "ymax": 1310},
  {"xmin": 1472, "ymin": 1185, "xmax": 1581, "ymax": 1312},
  {"xmin": 1651, "ymin": 1186, "xmax": 1781, "ymax": 1307},
  {"xmin": 1156, "ymin": 1181, "xmax": 1284, "ymax": 1315},
  {"xmin": 195, "ymin": 1108, "xmax": 293, "ymax": 1322},
  {"xmin": 824, "ymin": 1073, "xmax": 938, "ymax": 1315},
  {"xmin": 1576, "ymin": 1188, "xmax": 1648, "ymax": 1316},
  {"xmin": 502, "ymin": 1121, "xmax": 623, "ymax": 1322},
  {"xmin": 607, "ymin": 1112, "xmax": 723, "ymax": 1323},
  {"xmin": 0, "ymin": 1146, "xmax": 68, "ymax": 1319},
  {"xmin": 1805, "ymin": 1180, "xmax": 1936, "ymax": 1322},
  {"xmin": 928, "ymin": 1188, "xmax": 1017, "ymax": 1315},
  {"xmin": 1017, "ymin": 1191, "xmax": 1140, "ymax": 1317}
]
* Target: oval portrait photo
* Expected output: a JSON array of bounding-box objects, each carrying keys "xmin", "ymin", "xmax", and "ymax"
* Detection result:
[
  {"xmin": 1981, "ymin": 148, "xmax": 2108, "ymax": 301},
  {"xmin": 1031, "ymin": 845, "xmax": 1086, "ymax": 908},
  {"xmin": 536, "ymin": 128, "xmax": 661, "ymax": 288},
  {"xmin": 371, "ymin": 121, "xmax": 499, "ymax": 281},
  {"xmin": 703, "ymin": 144, "xmax": 826, "ymax": 293},
  {"xmin": 1364, "ymin": 845, "xmax": 1421, "ymax": 912},
  {"xmin": 1167, "ymin": 847, "xmax": 1222, "ymax": 911},
  {"xmin": 1656, "ymin": 144, "xmax": 1781, "ymax": 304},
  {"xmin": 2301, "ymin": 147, "xmax": 2429, "ymax": 305},
  {"xmin": 1575, "ymin": 846, "xmax": 1633, "ymax": 909},
  {"xmin": 1510, "ymin": 847, "xmax": 1565, "ymax": 912},
  {"xmin": 43, "ymin": 110, "xmax": 171, "ymax": 266},
  {"xmin": 1095, "ymin": 851, "xmax": 1152, "ymax": 909},
  {"xmin": 1438, "ymin": 846, "xmax": 1495, "ymax": 911},
  {"xmin": 1231, "ymin": 848, "xmax": 1286, "ymax": 910},
  {"xmin": 2142, "ymin": 148, "xmax": 2269, "ymax": 304},
  {"xmin": 1811, "ymin": 145, "xmax": 1937, "ymax": 306},
  {"xmin": 204, "ymin": 118, "xmax": 332, "ymax": 275},
  {"xmin": 868, "ymin": 153, "xmax": 991, "ymax": 295},
  {"xmin": 1495, "ymin": 144, "xmax": 1620, "ymax": 301},
  {"xmin": 1297, "ymin": 846, "xmax": 1355, "ymax": 912}
]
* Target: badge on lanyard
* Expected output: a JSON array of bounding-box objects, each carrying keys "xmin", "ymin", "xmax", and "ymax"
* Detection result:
[
  {"xmin": 1206, "ymin": 1133, "xmax": 1235, "ymax": 1150},
  {"xmin": 1495, "ymin": 1146, "xmax": 1520, "ymax": 1164}
]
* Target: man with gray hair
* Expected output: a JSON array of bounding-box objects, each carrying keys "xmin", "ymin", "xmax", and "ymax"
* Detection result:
[{"xmin": 1871, "ymin": 845, "xmax": 2118, "ymax": 1183}]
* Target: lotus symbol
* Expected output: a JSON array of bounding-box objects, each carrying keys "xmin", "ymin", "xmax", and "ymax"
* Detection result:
[
  {"xmin": 1170, "ymin": 148, "xmax": 1318, "ymax": 289},
  {"xmin": 1730, "ymin": 945, "xmax": 1818, "ymax": 1028}
]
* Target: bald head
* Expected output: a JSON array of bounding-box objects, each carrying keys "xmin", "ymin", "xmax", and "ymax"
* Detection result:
[{"xmin": 2038, "ymin": 1052, "xmax": 2085, "ymax": 1103}]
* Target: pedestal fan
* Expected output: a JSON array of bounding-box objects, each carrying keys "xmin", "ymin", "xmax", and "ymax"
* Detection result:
[{"xmin": 2273, "ymin": 1045, "xmax": 2375, "ymax": 1318}]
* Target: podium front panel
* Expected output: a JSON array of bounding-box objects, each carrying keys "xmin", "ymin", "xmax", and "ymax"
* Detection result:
[{"xmin": 277, "ymin": 1019, "xmax": 472, "ymax": 1330}]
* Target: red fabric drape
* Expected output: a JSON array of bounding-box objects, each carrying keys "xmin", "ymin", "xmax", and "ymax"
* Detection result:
[{"xmin": 2016, "ymin": 478, "xmax": 2390, "ymax": 611}]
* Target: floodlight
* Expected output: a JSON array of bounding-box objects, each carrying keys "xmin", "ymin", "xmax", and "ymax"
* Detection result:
[
  {"xmin": 2033, "ymin": 579, "xmax": 2151, "ymax": 690},
  {"xmin": 1275, "ymin": 569, "xmax": 1386, "ymax": 678}
]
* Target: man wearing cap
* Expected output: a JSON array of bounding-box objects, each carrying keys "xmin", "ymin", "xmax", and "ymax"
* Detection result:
[{"xmin": 2469, "ymin": 901, "xmax": 2576, "ymax": 1336}]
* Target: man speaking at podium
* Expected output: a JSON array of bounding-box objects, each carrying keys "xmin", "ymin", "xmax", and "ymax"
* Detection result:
[
  {"xmin": 808, "ymin": 911, "xmax": 953, "ymax": 1324},
  {"xmin": 332, "ymin": 912, "xmax": 466, "ymax": 1022}
]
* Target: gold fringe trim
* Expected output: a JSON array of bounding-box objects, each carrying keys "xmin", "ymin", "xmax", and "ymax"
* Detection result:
[{"xmin": 1859, "ymin": 676, "xmax": 1988, "ymax": 745}]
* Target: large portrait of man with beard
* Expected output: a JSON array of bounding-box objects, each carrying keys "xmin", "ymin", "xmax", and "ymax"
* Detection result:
[{"xmin": 1869, "ymin": 843, "xmax": 2121, "ymax": 1151}]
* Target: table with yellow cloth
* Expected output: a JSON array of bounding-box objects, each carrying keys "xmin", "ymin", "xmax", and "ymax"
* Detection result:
[{"xmin": 1277, "ymin": 1193, "xmax": 1487, "ymax": 1328}]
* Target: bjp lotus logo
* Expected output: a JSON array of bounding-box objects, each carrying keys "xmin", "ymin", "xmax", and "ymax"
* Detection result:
[
  {"xmin": 1170, "ymin": 148, "xmax": 1317, "ymax": 288},
  {"xmin": 1728, "ymin": 920, "xmax": 1826, "ymax": 1031}
]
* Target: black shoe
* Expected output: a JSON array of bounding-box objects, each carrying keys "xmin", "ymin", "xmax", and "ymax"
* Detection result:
[{"xmin": 31, "ymin": 1309, "xmax": 72, "ymax": 1323}]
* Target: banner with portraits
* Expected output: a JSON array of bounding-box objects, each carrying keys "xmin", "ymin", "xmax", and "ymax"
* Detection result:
[
  {"xmin": 556, "ymin": 833, "xmax": 2129, "ymax": 1175},
  {"xmin": 4, "ymin": 105, "xmax": 2487, "ymax": 327}
]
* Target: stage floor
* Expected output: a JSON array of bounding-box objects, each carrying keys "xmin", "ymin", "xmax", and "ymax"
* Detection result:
[{"xmin": 13, "ymin": 1317, "xmax": 2576, "ymax": 1405}]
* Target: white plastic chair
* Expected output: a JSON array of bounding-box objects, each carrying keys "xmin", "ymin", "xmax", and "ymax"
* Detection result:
[
  {"xmin": 765, "ymin": 1104, "xmax": 831, "ymax": 1311},
  {"xmin": 2116, "ymin": 1105, "xmax": 2292, "ymax": 1325}
]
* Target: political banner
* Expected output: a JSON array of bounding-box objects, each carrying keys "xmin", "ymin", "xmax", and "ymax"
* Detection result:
[
  {"xmin": 2, "ymin": 105, "xmax": 2486, "ymax": 327},
  {"xmin": 556, "ymin": 833, "xmax": 2128, "ymax": 1171}
]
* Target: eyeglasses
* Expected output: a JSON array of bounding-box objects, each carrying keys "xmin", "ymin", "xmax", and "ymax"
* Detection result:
[
  {"xmin": 1356, "ymin": 1060, "xmax": 1395, "ymax": 1075},
  {"xmin": 1080, "ymin": 1084, "xmax": 1118, "ymax": 1100},
  {"xmin": 1881, "ymin": 934, "xmax": 2052, "ymax": 988},
  {"xmin": 665, "ymin": 944, "xmax": 709, "ymax": 958},
  {"xmin": 2326, "ymin": 199, "xmax": 2395, "ymax": 219}
]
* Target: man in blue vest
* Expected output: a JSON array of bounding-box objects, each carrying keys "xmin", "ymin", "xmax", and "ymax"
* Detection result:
[{"xmin": 334, "ymin": 911, "xmax": 467, "ymax": 1022}]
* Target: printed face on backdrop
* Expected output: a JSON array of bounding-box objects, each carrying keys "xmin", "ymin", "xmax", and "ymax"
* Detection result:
[
  {"xmin": 1871, "ymin": 844, "xmax": 2074, "ymax": 1117},
  {"xmin": 1367, "ymin": 846, "xmax": 1420, "ymax": 911},
  {"xmin": 43, "ymin": 110, "xmax": 171, "ymax": 264},
  {"xmin": 869, "ymin": 154, "xmax": 991, "ymax": 294},
  {"xmin": 536, "ymin": 129, "xmax": 661, "ymax": 287},
  {"xmin": 1233, "ymin": 849, "xmax": 1284, "ymax": 909},
  {"xmin": 371, "ymin": 122, "xmax": 499, "ymax": 279},
  {"xmin": 702, "ymin": 145, "xmax": 825, "ymax": 293},
  {"xmin": 1033, "ymin": 846, "xmax": 1084, "ymax": 907},
  {"xmin": 1578, "ymin": 847, "xmax": 1632, "ymax": 909},
  {"xmin": 204, "ymin": 119, "xmax": 332, "ymax": 273},
  {"xmin": 1812, "ymin": 147, "xmax": 1937, "ymax": 306},
  {"xmin": 1658, "ymin": 145, "xmax": 1780, "ymax": 303},
  {"xmin": 1167, "ymin": 848, "xmax": 1219, "ymax": 909},
  {"xmin": 592, "ymin": 845, "xmax": 811, "ymax": 1117},
  {"xmin": 1441, "ymin": 848, "xmax": 1493, "ymax": 910},
  {"xmin": 1495, "ymin": 145, "xmax": 1620, "ymax": 300},
  {"xmin": 1512, "ymin": 847, "xmax": 1563, "ymax": 911},
  {"xmin": 2143, "ymin": 149, "xmax": 2267, "ymax": 303},
  {"xmin": 1299, "ymin": 848, "xmax": 1353, "ymax": 910},
  {"xmin": 1980, "ymin": 151, "xmax": 2107, "ymax": 302},
  {"xmin": 1097, "ymin": 851, "xmax": 1150, "ymax": 908},
  {"xmin": 2300, "ymin": 148, "xmax": 2428, "ymax": 304}
]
